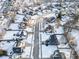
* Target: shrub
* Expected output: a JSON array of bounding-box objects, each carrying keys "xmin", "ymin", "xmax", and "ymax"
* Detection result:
[{"xmin": 0, "ymin": 50, "xmax": 7, "ymax": 56}]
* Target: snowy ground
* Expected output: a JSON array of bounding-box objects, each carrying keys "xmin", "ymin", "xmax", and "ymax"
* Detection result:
[
  {"xmin": 39, "ymin": 26, "xmax": 71, "ymax": 59},
  {"xmin": 0, "ymin": 14, "xmax": 34, "ymax": 59},
  {"xmin": 0, "ymin": 1, "xmax": 79, "ymax": 59},
  {"xmin": 0, "ymin": 56, "xmax": 9, "ymax": 59}
]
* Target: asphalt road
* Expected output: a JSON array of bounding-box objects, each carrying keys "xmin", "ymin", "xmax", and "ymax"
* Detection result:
[{"xmin": 33, "ymin": 21, "xmax": 39, "ymax": 59}]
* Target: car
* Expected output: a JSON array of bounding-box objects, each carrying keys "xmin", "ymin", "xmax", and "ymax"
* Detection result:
[
  {"xmin": 50, "ymin": 17, "xmax": 56, "ymax": 23},
  {"xmin": 13, "ymin": 47, "xmax": 23, "ymax": 54}
]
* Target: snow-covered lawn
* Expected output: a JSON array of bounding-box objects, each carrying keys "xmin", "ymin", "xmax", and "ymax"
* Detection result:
[{"xmin": 0, "ymin": 56, "xmax": 9, "ymax": 59}]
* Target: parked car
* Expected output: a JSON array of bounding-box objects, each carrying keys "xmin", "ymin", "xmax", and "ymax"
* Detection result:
[{"xmin": 13, "ymin": 47, "xmax": 23, "ymax": 54}]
